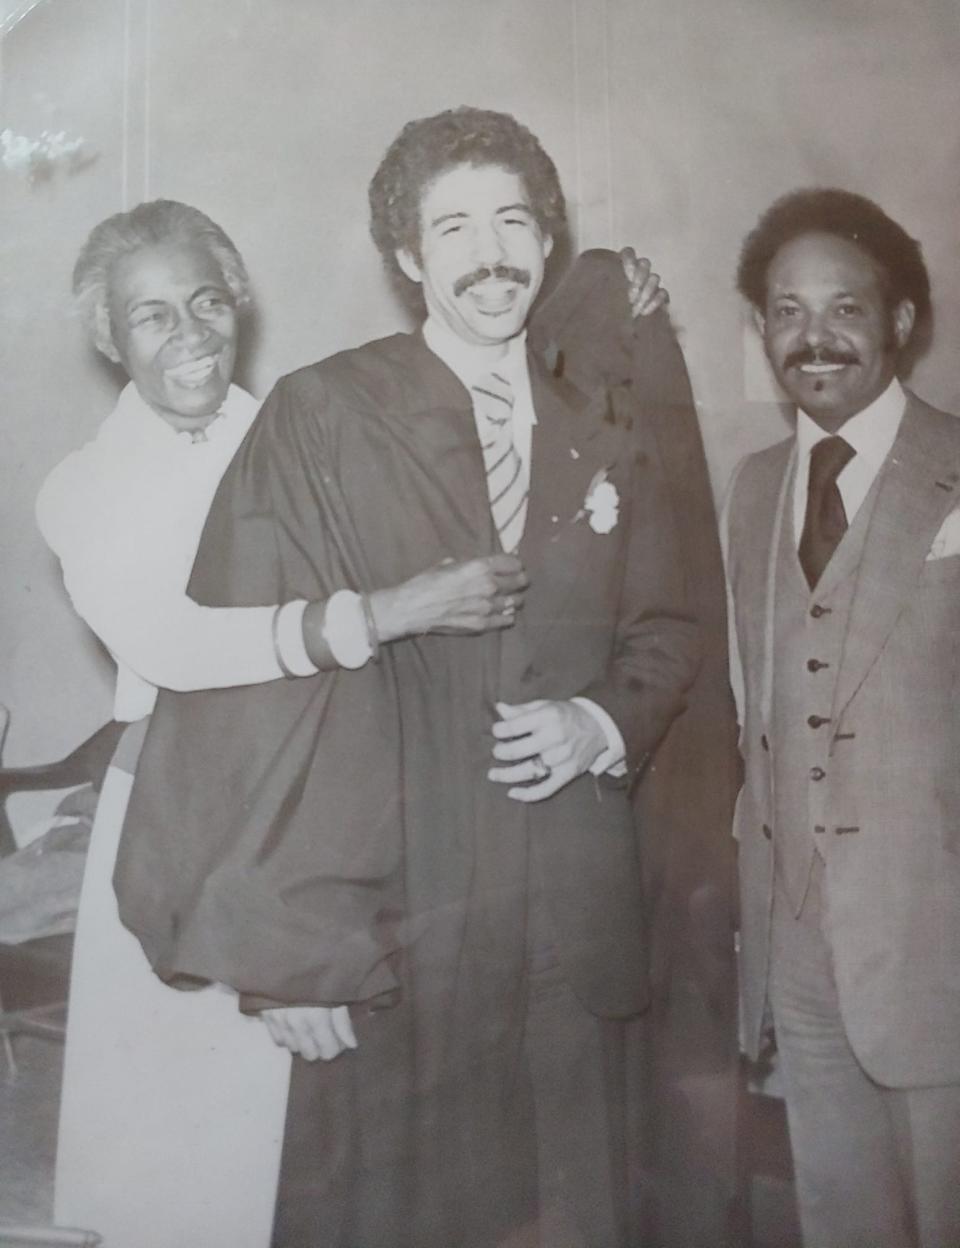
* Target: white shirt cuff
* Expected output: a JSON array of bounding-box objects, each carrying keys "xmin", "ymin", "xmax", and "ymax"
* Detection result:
[
  {"xmin": 274, "ymin": 600, "xmax": 319, "ymax": 677},
  {"xmin": 570, "ymin": 697, "xmax": 628, "ymax": 777}
]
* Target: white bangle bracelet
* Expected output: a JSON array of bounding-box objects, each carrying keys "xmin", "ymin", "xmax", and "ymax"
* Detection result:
[{"xmin": 322, "ymin": 590, "xmax": 374, "ymax": 670}]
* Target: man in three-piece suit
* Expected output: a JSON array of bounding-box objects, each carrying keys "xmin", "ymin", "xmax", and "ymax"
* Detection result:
[
  {"xmin": 117, "ymin": 107, "xmax": 700, "ymax": 1246},
  {"xmin": 726, "ymin": 188, "xmax": 960, "ymax": 1247}
]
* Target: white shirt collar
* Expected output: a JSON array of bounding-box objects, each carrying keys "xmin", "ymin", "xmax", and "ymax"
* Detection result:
[
  {"xmin": 422, "ymin": 316, "xmax": 530, "ymax": 393},
  {"xmin": 791, "ymin": 376, "xmax": 907, "ymax": 545},
  {"xmin": 110, "ymin": 380, "xmax": 254, "ymax": 446},
  {"xmin": 422, "ymin": 317, "xmax": 537, "ymax": 475},
  {"xmin": 795, "ymin": 376, "xmax": 906, "ymax": 474}
]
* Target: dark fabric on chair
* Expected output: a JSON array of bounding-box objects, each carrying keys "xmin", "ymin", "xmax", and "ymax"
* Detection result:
[
  {"xmin": 0, "ymin": 720, "xmax": 125, "ymax": 858},
  {"xmin": 0, "ymin": 718, "xmax": 124, "ymax": 1048},
  {"xmin": 0, "ymin": 935, "xmax": 73, "ymax": 1012}
]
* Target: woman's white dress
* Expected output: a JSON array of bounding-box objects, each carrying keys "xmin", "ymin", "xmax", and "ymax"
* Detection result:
[{"xmin": 38, "ymin": 383, "xmax": 292, "ymax": 1248}]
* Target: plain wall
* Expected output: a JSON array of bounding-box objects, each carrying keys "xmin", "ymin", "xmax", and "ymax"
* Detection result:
[{"xmin": 2, "ymin": 0, "xmax": 959, "ymax": 778}]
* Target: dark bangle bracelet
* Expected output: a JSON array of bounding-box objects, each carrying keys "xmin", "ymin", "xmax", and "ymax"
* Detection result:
[{"xmin": 271, "ymin": 604, "xmax": 300, "ymax": 679}]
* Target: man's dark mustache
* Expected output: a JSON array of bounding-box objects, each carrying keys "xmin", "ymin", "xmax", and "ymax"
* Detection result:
[
  {"xmin": 784, "ymin": 346, "xmax": 860, "ymax": 370},
  {"xmin": 453, "ymin": 265, "xmax": 531, "ymax": 298}
]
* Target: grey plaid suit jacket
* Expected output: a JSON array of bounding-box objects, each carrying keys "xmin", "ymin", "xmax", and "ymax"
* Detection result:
[{"xmin": 727, "ymin": 393, "xmax": 960, "ymax": 1088}]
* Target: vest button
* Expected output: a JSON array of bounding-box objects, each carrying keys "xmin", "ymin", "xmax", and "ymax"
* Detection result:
[
  {"xmin": 810, "ymin": 604, "xmax": 831, "ymax": 619},
  {"xmin": 761, "ymin": 733, "xmax": 769, "ymax": 752},
  {"xmin": 813, "ymin": 824, "xmax": 826, "ymax": 834},
  {"xmin": 762, "ymin": 823, "xmax": 772, "ymax": 840},
  {"xmin": 807, "ymin": 658, "xmax": 827, "ymax": 672},
  {"xmin": 807, "ymin": 714, "xmax": 830, "ymax": 729},
  {"xmin": 810, "ymin": 766, "xmax": 825, "ymax": 781}
]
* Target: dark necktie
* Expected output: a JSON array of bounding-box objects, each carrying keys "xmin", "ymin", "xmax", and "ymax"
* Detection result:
[{"xmin": 798, "ymin": 435, "xmax": 856, "ymax": 589}]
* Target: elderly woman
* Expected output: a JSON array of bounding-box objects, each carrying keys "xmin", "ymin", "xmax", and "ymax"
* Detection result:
[
  {"xmin": 39, "ymin": 200, "xmax": 538, "ymax": 1248},
  {"xmin": 39, "ymin": 202, "xmax": 295, "ymax": 1248}
]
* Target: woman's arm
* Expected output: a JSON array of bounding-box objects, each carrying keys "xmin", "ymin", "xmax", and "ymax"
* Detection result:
[{"xmin": 38, "ymin": 462, "xmax": 527, "ymax": 690}]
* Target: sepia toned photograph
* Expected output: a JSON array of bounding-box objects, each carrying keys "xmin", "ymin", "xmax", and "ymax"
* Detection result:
[{"xmin": 2, "ymin": 2, "xmax": 959, "ymax": 1245}]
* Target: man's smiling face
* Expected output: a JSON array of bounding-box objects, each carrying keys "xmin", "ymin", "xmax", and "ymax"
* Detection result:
[
  {"xmin": 397, "ymin": 162, "xmax": 553, "ymax": 349},
  {"xmin": 107, "ymin": 239, "xmax": 238, "ymax": 427},
  {"xmin": 758, "ymin": 231, "xmax": 914, "ymax": 432}
]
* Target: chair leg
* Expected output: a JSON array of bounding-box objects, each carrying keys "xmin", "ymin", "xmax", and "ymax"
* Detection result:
[
  {"xmin": 0, "ymin": 1033, "xmax": 16, "ymax": 1081},
  {"xmin": 0, "ymin": 982, "xmax": 17, "ymax": 1080},
  {"xmin": 0, "ymin": 1004, "xmax": 66, "ymax": 1041},
  {"xmin": 0, "ymin": 999, "xmax": 66, "ymax": 1079}
]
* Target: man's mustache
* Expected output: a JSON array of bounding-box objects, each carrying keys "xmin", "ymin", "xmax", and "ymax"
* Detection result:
[
  {"xmin": 453, "ymin": 265, "xmax": 531, "ymax": 298},
  {"xmin": 783, "ymin": 346, "xmax": 860, "ymax": 370}
]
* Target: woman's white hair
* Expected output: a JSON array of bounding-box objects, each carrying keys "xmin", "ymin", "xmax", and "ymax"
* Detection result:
[{"xmin": 73, "ymin": 199, "xmax": 251, "ymax": 361}]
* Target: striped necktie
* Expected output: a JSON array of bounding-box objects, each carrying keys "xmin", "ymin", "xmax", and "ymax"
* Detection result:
[{"xmin": 472, "ymin": 370, "xmax": 528, "ymax": 553}]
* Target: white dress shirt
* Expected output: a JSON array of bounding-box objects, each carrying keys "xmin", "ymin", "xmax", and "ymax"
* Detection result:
[
  {"xmin": 37, "ymin": 381, "xmax": 286, "ymax": 721},
  {"xmin": 423, "ymin": 316, "xmax": 626, "ymax": 775},
  {"xmin": 422, "ymin": 316, "xmax": 538, "ymax": 479},
  {"xmin": 792, "ymin": 377, "xmax": 906, "ymax": 545}
]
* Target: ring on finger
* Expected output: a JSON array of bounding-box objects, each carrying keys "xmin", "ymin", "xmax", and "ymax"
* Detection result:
[{"xmin": 530, "ymin": 755, "xmax": 551, "ymax": 781}]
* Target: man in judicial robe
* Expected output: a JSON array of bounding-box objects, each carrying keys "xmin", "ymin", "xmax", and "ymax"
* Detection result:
[{"xmin": 117, "ymin": 107, "xmax": 701, "ymax": 1247}]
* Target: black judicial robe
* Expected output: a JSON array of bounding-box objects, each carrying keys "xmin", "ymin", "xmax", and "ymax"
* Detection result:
[{"xmin": 116, "ymin": 325, "xmax": 700, "ymax": 1244}]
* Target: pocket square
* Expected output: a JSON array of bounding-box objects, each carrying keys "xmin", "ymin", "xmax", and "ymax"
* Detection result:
[{"xmin": 927, "ymin": 506, "xmax": 960, "ymax": 560}]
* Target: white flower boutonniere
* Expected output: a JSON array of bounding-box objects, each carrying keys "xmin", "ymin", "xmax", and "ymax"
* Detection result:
[{"xmin": 582, "ymin": 469, "xmax": 619, "ymax": 534}]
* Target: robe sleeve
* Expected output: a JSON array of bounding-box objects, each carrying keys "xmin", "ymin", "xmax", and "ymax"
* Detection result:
[{"xmin": 114, "ymin": 370, "xmax": 404, "ymax": 1006}]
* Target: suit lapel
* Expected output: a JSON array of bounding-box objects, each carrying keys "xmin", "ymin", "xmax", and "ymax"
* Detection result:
[
  {"xmin": 520, "ymin": 363, "xmax": 627, "ymax": 641},
  {"xmin": 497, "ymin": 361, "xmax": 626, "ymax": 695},
  {"xmin": 760, "ymin": 443, "xmax": 796, "ymax": 731},
  {"xmin": 522, "ymin": 364, "xmax": 600, "ymax": 552},
  {"xmin": 832, "ymin": 398, "xmax": 960, "ymax": 720}
]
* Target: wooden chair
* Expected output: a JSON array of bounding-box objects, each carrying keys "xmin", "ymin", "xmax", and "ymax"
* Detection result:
[{"xmin": 0, "ymin": 705, "xmax": 124, "ymax": 1079}]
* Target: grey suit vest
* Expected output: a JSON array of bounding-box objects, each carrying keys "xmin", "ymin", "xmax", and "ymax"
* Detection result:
[{"xmin": 771, "ymin": 471, "xmax": 881, "ymax": 912}]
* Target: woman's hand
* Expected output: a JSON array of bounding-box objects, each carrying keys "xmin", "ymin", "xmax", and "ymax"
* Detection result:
[{"xmin": 370, "ymin": 553, "xmax": 529, "ymax": 641}]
